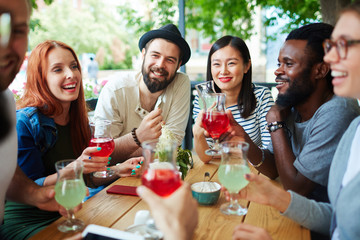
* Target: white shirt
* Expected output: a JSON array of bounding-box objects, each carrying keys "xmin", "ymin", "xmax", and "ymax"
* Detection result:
[
  {"xmin": 0, "ymin": 89, "xmax": 18, "ymax": 222},
  {"xmin": 94, "ymin": 71, "xmax": 191, "ymax": 144}
]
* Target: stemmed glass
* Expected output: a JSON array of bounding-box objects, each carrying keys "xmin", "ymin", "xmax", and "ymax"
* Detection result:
[
  {"xmin": 89, "ymin": 120, "xmax": 115, "ymax": 178},
  {"xmin": 195, "ymin": 80, "xmax": 216, "ymax": 110},
  {"xmin": 141, "ymin": 139, "xmax": 182, "ymax": 197},
  {"xmin": 54, "ymin": 159, "xmax": 87, "ymax": 232},
  {"xmin": 218, "ymin": 141, "xmax": 250, "ymax": 215},
  {"xmin": 201, "ymin": 93, "xmax": 229, "ymax": 156}
]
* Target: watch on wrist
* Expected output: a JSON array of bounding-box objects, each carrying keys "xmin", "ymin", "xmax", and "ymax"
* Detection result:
[{"xmin": 265, "ymin": 121, "xmax": 286, "ymax": 133}]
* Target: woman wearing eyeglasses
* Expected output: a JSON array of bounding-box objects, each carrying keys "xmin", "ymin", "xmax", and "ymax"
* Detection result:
[{"xmin": 231, "ymin": 2, "xmax": 360, "ymax": 239}]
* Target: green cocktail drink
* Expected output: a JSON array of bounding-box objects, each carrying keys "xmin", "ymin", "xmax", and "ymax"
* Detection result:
[
  {"xmin": 218, "ymin": 164, "xmax": 250, "ymax": 193},
  {"xmin": 55, "ymin": 179, "xmax": 86, "ymax": 209}
]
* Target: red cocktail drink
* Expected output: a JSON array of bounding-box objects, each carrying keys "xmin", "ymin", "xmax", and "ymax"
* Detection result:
[
  {"xmin": 141, "ymin": 169, "xmax": 181, "ymax": 197},
  {"xmin": 202, "ymin": 111, "xmax": 230, "ymax": 139},
  {"xmin": 89, "ymin": 138, "xmax": 115, "ymax": 157}
]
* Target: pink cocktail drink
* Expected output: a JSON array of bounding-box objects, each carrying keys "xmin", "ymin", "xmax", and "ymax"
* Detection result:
[
  {"xmin": 89, "ymin": 138, "xmax": 115, "ymax": 157},
  {"xmin": 202, "ymin": 111, "xmax": 230, "ymax": 139},
  {"xmin": 141, "ymin": 169, "xmax": 182, "ymax": 197}
]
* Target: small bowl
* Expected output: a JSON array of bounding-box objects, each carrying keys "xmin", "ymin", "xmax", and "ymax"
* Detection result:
[{"xmin": 191, "ymin": 181, "xmax": 221, "ymax": 205}]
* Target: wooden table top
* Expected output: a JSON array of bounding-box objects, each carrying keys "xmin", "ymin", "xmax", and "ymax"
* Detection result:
[{"xmin": 31, "ymin": 155, "xmax": 310, "ymax": 240}]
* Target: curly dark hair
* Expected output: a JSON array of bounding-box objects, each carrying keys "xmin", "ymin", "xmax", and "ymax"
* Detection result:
[{"xmin": 286, "ymin": 23, "xmax": 334, "ymax": 91}]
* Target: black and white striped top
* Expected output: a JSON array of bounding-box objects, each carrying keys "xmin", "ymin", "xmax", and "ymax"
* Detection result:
[{"xmin": 193, "ymin": 84, "xmax": 274, "ymax": 148}]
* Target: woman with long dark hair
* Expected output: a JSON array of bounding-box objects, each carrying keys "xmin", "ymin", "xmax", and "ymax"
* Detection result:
[{"xmin": 193, "ymin": 36, "xmax": 274, "ymax": 162}]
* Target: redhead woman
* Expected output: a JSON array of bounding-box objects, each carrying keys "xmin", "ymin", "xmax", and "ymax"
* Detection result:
[
  {"xmin": 0, "ymin": 40, "xmax": 142, "ymax": 239},
  {"xmin": 193, "ymin": 36, "xmax": 274, "ymax": 163}
]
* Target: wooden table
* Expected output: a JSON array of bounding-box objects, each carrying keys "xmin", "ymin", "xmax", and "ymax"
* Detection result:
[{"xmin": 31, "ymin": 156, "xmax": 310, "ymax": 240}]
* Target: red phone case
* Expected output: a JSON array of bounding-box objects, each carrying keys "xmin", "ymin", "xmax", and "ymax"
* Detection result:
[{"xmin": 106, "ymin": 185, "xmax": 138, "ymax": 196}]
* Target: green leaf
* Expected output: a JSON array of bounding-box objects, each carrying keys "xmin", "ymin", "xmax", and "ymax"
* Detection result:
[{"xmin": 176, "ymin": 147, "xmax": 193, "ymax": 180}]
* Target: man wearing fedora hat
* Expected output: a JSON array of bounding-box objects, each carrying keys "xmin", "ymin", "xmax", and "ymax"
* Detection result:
[{"xmin": 94, "ymin": 23, "xmax": 191, "ymax": 162}]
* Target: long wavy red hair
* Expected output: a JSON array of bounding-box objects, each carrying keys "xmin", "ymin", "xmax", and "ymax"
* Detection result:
[{"xmin": 17, "ymin": 40, "xmax": 90, "ymax": 155}]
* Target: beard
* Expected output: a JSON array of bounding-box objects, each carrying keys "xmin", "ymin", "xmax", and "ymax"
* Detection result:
[
  {"xmin": 141, "ymin": 63, "xmax": 177, "ymax": 93},
  {"xmin": 276, "ymin": 65, "xmax": 315, "ymax": 108}
]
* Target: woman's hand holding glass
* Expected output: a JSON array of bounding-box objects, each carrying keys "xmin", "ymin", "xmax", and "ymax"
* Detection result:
[
  {"xmin": 77, "ymin": 146, "xmax": 109, "ymax": 174},
  {"xmin": 193, "ymin": 109, "xmax": 206, "ymax": 137},
  {"xmin": 113, "ymin": 157, "xmax": 144, "ymax": 177}
]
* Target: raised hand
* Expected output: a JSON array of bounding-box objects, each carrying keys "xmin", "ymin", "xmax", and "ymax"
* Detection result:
[
  {"xmin": 136, "ymin": 108, "xmax": 163, "ymax": 143},
  {"xmin": 266, "ymin": 104, "xmax": 290, "ymax": 123}
]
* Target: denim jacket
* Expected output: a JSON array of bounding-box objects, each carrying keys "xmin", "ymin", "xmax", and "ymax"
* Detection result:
[{"xmin": 16, "ymin": 107, "xmax": 57, "ymax": 186}]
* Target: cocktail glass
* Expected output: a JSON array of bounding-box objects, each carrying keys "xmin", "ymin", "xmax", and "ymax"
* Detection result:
[
  {"xmin": 195, "ymin": 80, "xmax": 216, "ymax": 110},
  {"xmin": 141, "ymin": 139, "xmax": 181, "ymax": 197},
  {"xmin": 89, "ymin": 120, "xmax": 115, "ymax": 178},
  {"xmin": 201, "ymin": 93, "xmax": 229, "ymax": 156},
  {"xmin": 218, "ymin": 141, "xmax": 250, "ymax": 215},
  {"xmin": 55, "ymin": 159, "xmax": 87, "ymax": 232}
]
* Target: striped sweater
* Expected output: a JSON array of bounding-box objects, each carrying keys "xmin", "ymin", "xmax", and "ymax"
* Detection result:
[{"xmin": 193, "ymin": 84, "xmax": 274, "ymax": 148}]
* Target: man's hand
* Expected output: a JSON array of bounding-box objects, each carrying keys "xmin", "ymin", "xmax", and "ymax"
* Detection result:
[
  {"xmin": 266, "ymin": 104, "xmax": 290, "ymax": 123},
  {"xmin": 31, "ymin": 185, "xmax": 60, "ymax": 212},
  {"xmin": 233, "ymin": 223, "xmax": 272, "ymax": 240},
  {"xmin": 219, "ymin": 110, "xmax": 246, "ymax": 142},
  {"xmin": 137, "ymin": 183, "xmax": 198, "ymax": 240},
  {"xmin": 136, "ymin": 108, "xmax": 163, "ymax": 143},
  {"xmin": 32, "ymin": 185, "xmax": 88, "ymax": 217}
]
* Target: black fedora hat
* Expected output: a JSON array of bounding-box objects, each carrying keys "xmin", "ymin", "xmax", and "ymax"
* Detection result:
[{"xmin": 138, "ymin": 23, "xmax": 191, "ymax": 66}]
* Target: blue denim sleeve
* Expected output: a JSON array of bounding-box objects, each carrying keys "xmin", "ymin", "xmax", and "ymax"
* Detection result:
[
  {"xmin": 34, "ymin": 177, "xmax": 46, "ymax": 186},
  {"xmin": 16, "ymin": 111, "xmax": 46, "ymax": 181}
]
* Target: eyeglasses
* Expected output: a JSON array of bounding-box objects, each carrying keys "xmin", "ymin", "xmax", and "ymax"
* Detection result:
[{"xmin": 323, "ymin": 37, "xmax": 360, "ymax": 59}]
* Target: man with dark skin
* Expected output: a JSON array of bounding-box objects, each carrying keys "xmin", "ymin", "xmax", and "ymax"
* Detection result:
[{"xmin": 226, "ymin": 23, "xmax": 360, "ymax": 203}]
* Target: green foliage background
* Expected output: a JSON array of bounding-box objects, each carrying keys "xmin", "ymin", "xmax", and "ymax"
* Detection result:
[
  {"xmin": 29, "ymin": 0, "xmax": 137, "ymax": 70},
  {"xmin": 29, "ymin": 0, "xmax": 356, "ymax": 68},
  {"xmin": 119, "ymin": 0, "xmax": 323, "ymax": 42}
]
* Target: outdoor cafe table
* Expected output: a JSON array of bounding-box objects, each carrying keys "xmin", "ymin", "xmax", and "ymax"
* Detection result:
[{"xmin": 31, "ymin": 155, "xmax": 310, "ymax": 240}]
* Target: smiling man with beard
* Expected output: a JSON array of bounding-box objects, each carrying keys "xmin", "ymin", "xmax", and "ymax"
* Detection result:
[
  {"xmin": 94, "ymin": 24, "xmax": 191, "ymax": 162},
  {"xmin": 227, "ymin": 23, "xmax": 360, "ymax": 207}
]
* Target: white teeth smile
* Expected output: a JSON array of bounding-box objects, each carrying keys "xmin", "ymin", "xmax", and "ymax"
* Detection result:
[
  {"xmin": 153, "ymin": 71, "xmax": 164, "ymax": 76},
  {"xmin": 63, "ymin": 83, "xmax": 76, "ymax": 89},
  {"xmin": 331, "ymin": 71, "xmax": 347, "ymax": 77}
]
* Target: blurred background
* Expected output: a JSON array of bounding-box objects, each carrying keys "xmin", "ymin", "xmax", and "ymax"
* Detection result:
[{"xmin": 10, "ymin": 0, "xmax": 348, "ymax": 100}]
